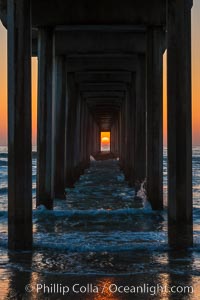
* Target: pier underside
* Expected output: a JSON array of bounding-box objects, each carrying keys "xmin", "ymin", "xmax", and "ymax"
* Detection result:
[{"xmin": 0, "ymin": 0, "xmax": 193, "ymax": 250}]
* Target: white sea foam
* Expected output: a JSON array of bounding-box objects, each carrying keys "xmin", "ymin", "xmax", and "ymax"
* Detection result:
[
  {"xmin": 33, "ymin": 231, "xmax": 168, "ymax": 253},
  {"xmin": 33, "ymin": 207, "xmax": 154, "ymax": 219},
  {"xmin": 136, "ymin": 179, "xmax": 152, "ymax": 210},
  {"xmin": 36, "ymin": 205, "xmax": 48, "ymax": 211}
]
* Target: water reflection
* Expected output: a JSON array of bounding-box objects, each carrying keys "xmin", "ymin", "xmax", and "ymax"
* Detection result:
[
  {"xmin": 167, "ymin": 250, "xmax": 194, "ymax": 300},
  {"xmin": 157, "ymin": 273, "xmax": 171, "ymax": 300},
  {"xmin": 168, "ymin": 224, "xmax": 193, "ymax": 249},
  {"xmin": 0, "ymin": 155, "xmax": 199, "ymax": 299},
  {"xmin": 7, "ymin": 251, "xmax": 33, "ymax": 299},
  {"xmin": 191, "ymin": 277, "xmax": 200, "ymax": 300},
  {"xmin": 90, "ymin": 278, "xmax": 120, "ymax": 300},
  {"xmin": 0, "ymin": 269, "xmax": 9, "ymax": 299}
]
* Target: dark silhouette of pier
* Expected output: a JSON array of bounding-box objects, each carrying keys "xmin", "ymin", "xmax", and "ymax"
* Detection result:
[{"xmin": 0, "ymin": 0, "xmax": 193, "ymax": 250}]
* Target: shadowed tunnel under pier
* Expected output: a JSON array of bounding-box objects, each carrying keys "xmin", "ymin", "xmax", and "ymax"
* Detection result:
[{"xmin": 0, "ymin": 0, "xmax": 193, "ymax": 250}]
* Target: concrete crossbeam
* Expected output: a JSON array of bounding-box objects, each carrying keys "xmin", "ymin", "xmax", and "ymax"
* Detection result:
[
  {"xmin": 75, "ymin": 71, "xmax": 132, "ymax": 83},
  {"xmin": 31, "ymin": 1, "xmax": 166, "ymax": 26}
]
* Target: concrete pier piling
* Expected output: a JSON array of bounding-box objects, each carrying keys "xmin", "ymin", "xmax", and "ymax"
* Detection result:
[
  {"xmin": 146, "ymin": 27, "xmax": 163, "ymax": 211},
  {"xmin": 54, "ymin": 57, "xmax": 67, "ymax": 199},
  {"xmin": 7, "ymin": 0, "xmax": 32, "ymax": 250},
  {"xmin": 37, "ymin": 28, "xmax": 54, "ymax": 209},
  {"xmin": 167, "ymin": 0, "xmax": 193, "ymax": 247}
]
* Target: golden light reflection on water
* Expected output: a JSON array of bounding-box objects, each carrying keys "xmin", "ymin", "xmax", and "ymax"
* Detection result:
[
  {"xmin": 33, "ymin": 223, "xmax": 37, "ymax": 234},
  {"xmin": 154, "ymin": 254, "xmax": 168, "ymax": 266},
  {"xmin": 0, "ymin": 269, "xmax": 9, "ymax": 299},
  {"xmin": 157, "ymin": 273, "xmax": 170, "ymax": 300},
  {"xmin": 27, "ymin": 271, "xmax": 42, "ymax": 300},
  {"xmin": 191, "ymin": 277, "xmax": 200, "ymax": 300},
  {"xmin": 87, "ymin": 278, "xmax": 120, "ymax": 300}
]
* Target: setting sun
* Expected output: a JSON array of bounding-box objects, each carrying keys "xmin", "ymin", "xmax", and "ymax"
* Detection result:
[
  {"xmin": 102, "ymin": 137, "xmax": 109, "ymax": 143},
  {"xmin": 101, "ymin": 132, "xmax": 110, "ymax": 151}
]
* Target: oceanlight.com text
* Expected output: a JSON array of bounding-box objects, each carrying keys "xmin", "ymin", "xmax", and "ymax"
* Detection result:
[{"xmin": 25, "ymin": 283, "xmax": 194, "ymax": 296}]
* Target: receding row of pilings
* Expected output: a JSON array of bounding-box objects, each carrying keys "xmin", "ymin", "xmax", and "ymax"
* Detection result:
[
  {"xmin": 6, "ymin": 0, "xmax": 193, "ymax": 250},
  {"xmin": 36, "ymin": 41, "xmax": 101, "ymax": 209}
]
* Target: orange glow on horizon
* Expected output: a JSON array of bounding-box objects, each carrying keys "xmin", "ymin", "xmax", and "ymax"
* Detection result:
[
  {"xmin": 102, "ymin": 137, "xmax": 109, "ymax": 143},
  {"xmin": 0, "ymin": 22, "xmax": 38, "ymax": 146},
  {"xmin": 101, "ymin": 132, "xmax": 110, "ymax": 151},
  {"xmin": 101, "ymin": 132, "xmax": 110, "ymax": 144}
]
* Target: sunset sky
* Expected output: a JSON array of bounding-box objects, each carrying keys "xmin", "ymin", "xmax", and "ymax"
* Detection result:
[
  {"xmin": 101, "ymin": 132, "xmax": 110, "ymax": 145},
  {"xmin": 101, "ymin": 132, "xmax": 111, "ymax": 151},
  {"xmin": 0, "ymin": 2, "xmax": 200, "ymax": 146}
]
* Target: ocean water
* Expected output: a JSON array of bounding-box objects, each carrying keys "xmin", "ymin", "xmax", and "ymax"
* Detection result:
[{"xmin": 0, "ymin": 146, "xmax": 200, "ymax": 299}]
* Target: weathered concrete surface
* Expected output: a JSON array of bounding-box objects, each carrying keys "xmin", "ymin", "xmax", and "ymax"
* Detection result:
[
  {"xmin": 31, "ymin": 0, "xmax": 166, "ymax": 26},
  {"xmin": 1, "ymin": 0, "xmax": 167, "ymax": 28},
  {"xmin": 36, "ymin": 29, "xmax": 54, "ymax": 209},
  {"xmin": 65, "ymin": 73, "xmax": 80, "ymax": 187},
  {"xmin": 79, "ymin": 83, "xmax": 128, "ymax": 92},
  {"xmin": 125, "ymin": 76, "xmax": 136, "ymax": 185},
  {"xmin": 54, "ymin": 57, "xmax": 67, "ymax": 199},
  {"xmin": 134, "ymin": 54, "xmax": 146, "ymax": 183},
  {"xmin": 146, "ymin": 27, "xmax": 163, "ymax": 211},
  {"xmin": 7, "ymin": 0, "xmax": 32, "ymax": 250},
  {"xmin": 0, "ymin": 0, "xmax": 6, "ymax": 26},
  {"xmin": 167, "ymin": 0, "xmax": 193, "ymax": 247},
  {"xmin": 75, "ymin": 71, "xmax": 132, "ymax": 84},
  {"xmin": 55, "ymin": 29, "xmax": 146, "ymax": 55}
]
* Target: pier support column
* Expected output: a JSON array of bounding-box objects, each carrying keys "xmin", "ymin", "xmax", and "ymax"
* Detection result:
[
  {"xmin": 79, "ymin": 98, "xmax": 85, "ymax": 172},
  {"xmin": 74, "ymin": 95, "xmax": 81, "ymax": 180},
  {"xmin": 124, "ymin": 94, "xmax": 130, "ymax": 178},
  {"xmin": 128, "ymin": 77, "xmax": 137, "ymax": 186},
  {"xmin": 146, "ymin": 27, "xmax": 163, "ymax": 210},
  {"xmin": 37, "ymin": 29, "xmax": 54, "ymax": 209},
  {"xmin": 7, "ymin": 0, "xmax": 32, "ymax": 250},
  {"xmin": 111, "ymin": 122, "xmax": 115, "ymax": 155},
  {"xmin": 119, "ymin": 110, "xmax": 123, "ymax": 166},
  {"xmin": 167, "ymin": 0, "xmax": 193, "ymax": 247},
  {"xmin": 54, "ymin": 57, "xmax": 67, "ymax": 199},
  {"xmin": 85, "ymin": 106, "xmax": 91, "ymax": 165},
  {"xmin": 82, "ymin": 100, "xmax": 87, "ymax": 167},
  {"xmin": 111, "ymin": 124, "xmax": 115, "ymax": 154},
  {"xmin": 95, "ymin": 123, "xmax": 100, "ymax": 154},
  {"xmin": 135, "ymin": 55, "xmax": 146, "ymax": 183},
  {"xmin": 92, "ymin": 121, "xmax": 96, "ymax": 155},
  {"xmin": 65, "ymin": 73, "xmax": 79, "ymax": 187},
  {"xmin": 116, "ymin": 115, "xmax": 120, "ymax": 157},
  {"xmin": 119, "ymin": 101, "xmax": 126, "ymax": 169}
]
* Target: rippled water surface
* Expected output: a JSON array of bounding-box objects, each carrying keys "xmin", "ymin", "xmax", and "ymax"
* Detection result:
[{"xmin": 0, "ymin": 146, "xmax": 200, "ymax": 299}]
